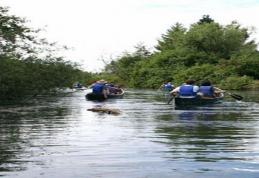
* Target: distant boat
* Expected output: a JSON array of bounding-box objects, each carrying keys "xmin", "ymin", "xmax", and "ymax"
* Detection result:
[
  {"xmin": 85, "ymin": 89, "xmax": 125, "ymax": 101},
  {"xmin": 174, "ymin": 93, "xmax": 224, "ymax": 108},
  {"xmin": 73, "ymin": 82, "xmax": 86, "ymax": 90},
  {"xmin": 73, "ymin": 86, "xmax": 87, "ymax": 90}
]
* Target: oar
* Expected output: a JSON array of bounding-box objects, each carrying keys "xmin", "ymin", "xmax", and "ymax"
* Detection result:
[
  {"xmin": 167, "ymin": 95, "xmax": 175, "ymax": 104},
  {"xmin": 214, "ymin": 87, "xmax": 243, "ymax": 101},
  {"xmin": 226, "ymin": 92, "xmax": 243, "ymax": 101}
]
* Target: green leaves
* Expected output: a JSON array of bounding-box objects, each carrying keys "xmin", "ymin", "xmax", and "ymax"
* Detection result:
[
  {"xmin": 0, "ymin": 7, "xmax": 34, "ymax": 54},
  {"xmin": 100, "ymin": 15, "xmax": 259, "ymax": 90},
  {"xmin": 156, "ymin": 23, "xmax": 186, "ymax": 51},
  {"xmin": 220, "ymin": 76, "xmax": 253, "ymax": 90},
  {"xmin": 0, "ymin": 6, "xmax": 93, "ymax": 100}
]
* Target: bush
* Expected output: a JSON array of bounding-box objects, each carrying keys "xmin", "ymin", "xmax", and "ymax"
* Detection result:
[
  {"xmin": 219, "ymin": 76, "xmax": 253, "ymax": 90},
  {"xmin": 172, "ymin": 64, "xmax": 218, "ymax": 85}
]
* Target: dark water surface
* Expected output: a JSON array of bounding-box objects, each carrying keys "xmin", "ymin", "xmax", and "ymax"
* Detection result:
[{"xmin": 0, "ymin": 89, "xmax": 259, "ymax": 178}]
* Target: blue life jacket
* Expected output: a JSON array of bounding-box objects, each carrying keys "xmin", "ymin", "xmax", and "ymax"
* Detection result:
[
  {"xmin": 179, "ymin": 85, "xmax": 196, "ymax": 97},
  {"xmin": 92, "ymin": 83, "xmax": 104, "ymax": 95},
  {"xmin": 199, "ymin": 86, "xmax": 214, "ymax": 97},
  {"xmin": 164, "ymin": 84, "xmax": 173, "ymax": 91}
]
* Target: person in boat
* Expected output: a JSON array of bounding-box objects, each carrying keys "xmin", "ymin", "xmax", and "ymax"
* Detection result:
[
  {"xmin": 198, "ymin": 80, "xmax": 224, "ymax": 98},
  {"xmin": 159, "ymin": 82, "xmax": 174, "ymax": 92},
  {"xmin": 88, "ymin": 80, "xmax": 98, "ymax": 89},
  {"xmin": 105, "ymin": 83, "xmax": 123, "ymax": 94},
  {"xmin": 91, "ymin": 79, "xmax": 109, "ymax": 99},
  {"xmin": 105, "ymin": 83, "xmax": 116, "ymax": 93},
  {"xmin": 73, "ymin": 81, "xmax": 82, "ymax": 88},
  {"xmin": 198, "ymin": 80, "xmax": 214, "ymax": 98},
  {"xmin": 170, "ymin": 79, "xmax": 199, "ymax": 98}
]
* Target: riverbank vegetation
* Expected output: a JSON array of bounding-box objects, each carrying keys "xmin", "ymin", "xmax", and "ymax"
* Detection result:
[
  {"xmin": 100, "ymin": 15, "xmax": 259, "ymax": 90},
  {"xmin": 0, "ymin": 6, "xmax": 93, "ymax": 100},
  {"xmin": 1, "ymin": 7, "xmax": 259, "ymax": 101}
]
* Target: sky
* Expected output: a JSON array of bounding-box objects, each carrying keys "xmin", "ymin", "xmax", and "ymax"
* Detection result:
[{"xmin": 1, "ymin": 0, "xmax": 259, "ymax": 72}]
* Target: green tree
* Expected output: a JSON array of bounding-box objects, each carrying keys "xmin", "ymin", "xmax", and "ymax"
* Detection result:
[
  {"xmin": 0, "ymin": 6, "xmax": 92, "ymax": 100},
  {"xmin": 156, "ymin": 23, "xmax": 186, "ymax": 51},
  {"xmin": 100, "ymin": 15, "xmax": 259, "ymax": 90},
  {"xmin": 197, "ymin": 15, "xmax": 214, "ymax": 25},
  {"xmin": 103, "ymin": 44, "xmax": 150, "ymax": 85}
]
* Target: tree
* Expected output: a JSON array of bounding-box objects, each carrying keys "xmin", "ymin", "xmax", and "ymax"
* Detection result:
[
  {"xmin": 0, "ymin": 6, "xmax": 36, "ymax": 55},
  {"xmin": 156, "ymin": 23, "xmax": 186, "ymax": 51},
  {"xmin": 103, "ymin": 44, "xmax": 151, "ymax": 84},
  {"xmin": 0, "ymin": 6, "xmax": 91, "ymax": 100},
  {"xmin": 197, "ymin": 15, "xmax": 214, "ymax": 25},
  {"xmin": 100, "ymin": 15, "xmax": 259, "ymax": 90}
]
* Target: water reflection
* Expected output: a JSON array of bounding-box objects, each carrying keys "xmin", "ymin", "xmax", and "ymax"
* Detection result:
[
  {"xmin": 0, "ymin": 95, "xmax": 73, "ymax": 174},
  {"xmin": 154, "ymin": 109, "xmax": 259, "ymax": 164},
  {"xmin": 0, "ymin": 90, "xmax": 259, "ymax": 177}
]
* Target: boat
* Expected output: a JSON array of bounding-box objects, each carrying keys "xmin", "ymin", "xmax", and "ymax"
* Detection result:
[
  {"xmin": 85, "ymin": 89, "xmax": 125, "ymax": 101},
  {"xmin": 72, "ymin": 82, "xmax": 87, "ymax": 90},
  {"xmin": 174, "ymin": 93, "xmax": 224, "ymax": 108},
  {"xmin": 73, "ymin": 86, "xmax": 87, "ymax": 90}
]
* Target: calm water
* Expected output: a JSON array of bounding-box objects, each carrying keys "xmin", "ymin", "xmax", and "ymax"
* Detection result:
[{"xmin": 0, "ymin": 89, "xmax": 259, "ymax": 178}]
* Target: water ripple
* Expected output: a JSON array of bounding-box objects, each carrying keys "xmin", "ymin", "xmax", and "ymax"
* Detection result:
[{"xmin": 0, "ymin": 90, "xmax": 259, "ymax": 177}]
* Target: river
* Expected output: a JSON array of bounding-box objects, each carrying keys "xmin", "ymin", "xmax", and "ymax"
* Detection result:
[{"xmin": 0, "ymin": 89, "xmax": 259, "ymax": 178}]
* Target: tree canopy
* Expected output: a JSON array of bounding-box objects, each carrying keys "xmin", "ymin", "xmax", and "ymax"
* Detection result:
[
  {"xmin": 101, "ymin": 15, "xmax": 259, "ymax": 90},
  {"xmin": 0, "ymin": 6, "xmax": 93, "ymax": 100}
]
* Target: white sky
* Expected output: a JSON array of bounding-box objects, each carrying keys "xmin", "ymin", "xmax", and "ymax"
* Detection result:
[{"xmin": 1, "ymin": 0, "xmax": 259, "ymax": 72}]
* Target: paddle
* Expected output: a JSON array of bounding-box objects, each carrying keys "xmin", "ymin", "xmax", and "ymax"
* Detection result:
[
  {"xmin": 226, "ymin": 92, "xmax": 243, "ymax": 101},
  {"xmin": 214, "ymin": 87, "xmax": 243, "ymax": 101},
  {"xmin": 167, "ymin": 95, "xmax": 175, "ymax": 104}
]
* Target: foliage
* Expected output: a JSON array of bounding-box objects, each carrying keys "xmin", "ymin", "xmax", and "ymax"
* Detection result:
[
  {"xmin": 0, "ymin": 6, "xmax": 93, "ymax": 100},
  {"xmin": 0, "ymin": 54, "xmax": 91, "ymax": 99},
  {"xmin": 230, "ymin": 52, "xmax": 259, "ymax": 79},
  {"xmin": 102, "ymin": 44, "xmax": 151, "ymax": 86},
  {"xmin": 155, "ymin": 23, "xmax": 186, "ymax": 51},
  {"xmin": 219, "ymin": 76, "xmax": 253, "ymax": 90},
  {"xmin": 0, "ymin": 6, "xmax": 32, "ymax": 54},
  {"xmin": 100, "ymin": 15, "xmax": 259, "ymax": 90},
  {"xmin": 172, "ymin": 64, "xmax": 218, "ymax": 85},
  {"xmin": 197, "ymin": 15, "xmax": 214, "ymax": 25}
]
